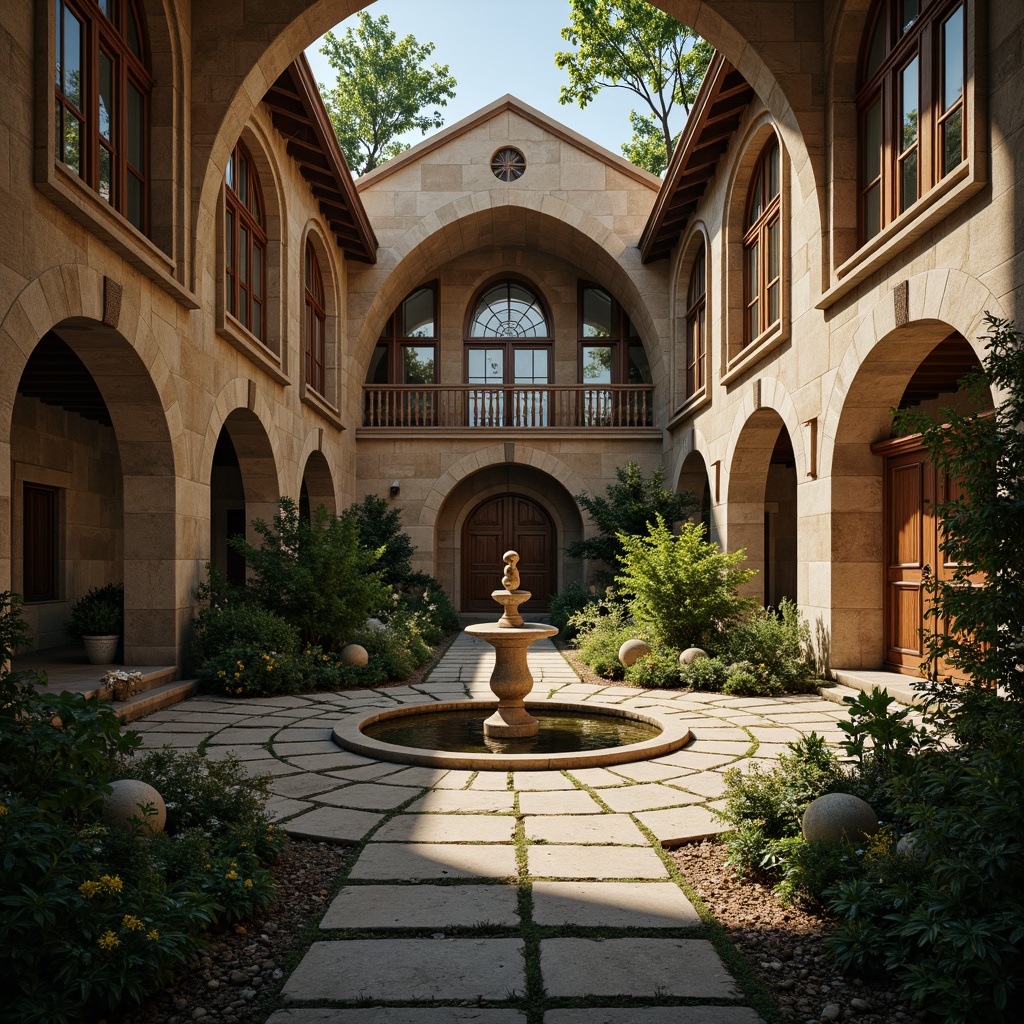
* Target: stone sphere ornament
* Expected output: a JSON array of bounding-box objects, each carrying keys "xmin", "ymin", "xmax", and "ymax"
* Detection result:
[
  {"xmin": 801, "ymin": 793, "xmax": 879, "ymax": 845},
  {"xmin": 618, "ymin": 638, "xmax": 651, "ymax": 667},
  {"xmin": 341, "ymin": 644, "xmax": 369, "ymax": 667},
  {"xmin": 679, "ymin": 648, "xmax": 709, "ymax": 666},
  {"xmin": 102, "ymin": 779, "xmax": 166, "ymax": 835}
]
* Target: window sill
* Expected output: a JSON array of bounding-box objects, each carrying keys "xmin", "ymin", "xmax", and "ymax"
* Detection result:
[
  {"xmin": 37, "ymin": 163, "xmax": 198, "ymax": 310},
  {"xmin": 216, "ymin": 313, "xmax": 290, "ymax": 386},
  {"xmin": 720, "ymin": 322, "xmax": 788, "ymax": 386},
  {"xmin": 819, "ymin": 162, "xmax": 983, "ymax": 309},
  {"xmin": 667, "ymin": 389, "xmax": 711, "ymax": 430},
  {"xmin": 301, "ymin": 385, "xmax": 344, "ymax": 429}
]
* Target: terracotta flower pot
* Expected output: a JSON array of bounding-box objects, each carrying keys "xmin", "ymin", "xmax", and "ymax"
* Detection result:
[{"xmin": 83, "ymin": 634, "xmax": 120, "ymax": 665}]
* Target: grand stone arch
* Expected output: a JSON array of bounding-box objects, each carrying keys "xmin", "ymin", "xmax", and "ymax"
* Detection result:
[{"xmin": 189, "ymin": 1, "xmax": 826, "ymax": 297}]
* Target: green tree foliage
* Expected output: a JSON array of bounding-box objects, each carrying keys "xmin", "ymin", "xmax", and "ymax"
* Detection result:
[
  {"xmin": 343, "ymin": 493, "xmax": 415, "ymax": 586},
  {"xmin": 892, "ymin": 314, "xmax": 1024, "ymax": 697},
  {"xmin": 614, "ymin": 514, "xmax": 756, "ymax": 652},
  {"xmin": 229, "ymin": 497, "xmax": 388, "ymax": 649},
  {"xmin": 555, "ymin": 0, "xmax": 713, "ymax": 174},
  {"xmin": 319, "ymin": 12, "xmax": 457, "ymax": 176},
  {"xmin": 567, "ymin": 461, "xmax": 698, "ymax": 582}
]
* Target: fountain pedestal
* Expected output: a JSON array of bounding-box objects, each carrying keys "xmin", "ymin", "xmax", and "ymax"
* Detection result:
[{"xmin": 464, "ymin": 553, "xmax": 558, "ymax": 739}]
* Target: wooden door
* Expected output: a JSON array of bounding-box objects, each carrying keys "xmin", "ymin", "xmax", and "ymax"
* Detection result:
[{"xmin": 462, "ymin": 495, "xmax": 556, "ymax": 612}]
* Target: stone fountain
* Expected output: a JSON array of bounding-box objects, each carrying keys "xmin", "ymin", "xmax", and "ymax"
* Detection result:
[{"xmin": 464, "ymin": 551, "xmax": 557, "ymax": 738}]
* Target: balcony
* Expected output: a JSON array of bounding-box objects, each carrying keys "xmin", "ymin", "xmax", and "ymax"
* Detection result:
[{"xmin": 361, "ymin": 384, "xmax": 655, "ymax": 432}]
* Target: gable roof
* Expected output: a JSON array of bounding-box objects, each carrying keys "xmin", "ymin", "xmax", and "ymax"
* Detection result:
[
  {"xmin": 262, "ymin": 55, "xmax": 378, "ymax": 263},
  {"xmin": 639, "ymin": 53, "xmax": 755, "ymax": 263},
  {"xmin": 355, "ymin": 94, "xmax": 663, "ymax": 192}
]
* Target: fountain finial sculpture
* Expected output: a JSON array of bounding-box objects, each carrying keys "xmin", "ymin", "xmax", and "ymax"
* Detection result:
[{"xmin": 464, "ymin": 549, "xmax": 558, "ymax": 738}]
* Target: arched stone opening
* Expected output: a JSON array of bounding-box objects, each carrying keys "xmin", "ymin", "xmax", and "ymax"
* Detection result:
[
  {"xmin": 677, "ymin": 449, "xmax": 714, "ymax": 541},
  {"xmin": 434, "ymin": 464, "xmax": 583, "ymax": 614},
  {"xmin": 208, "ymin": 409, "xmax": 279, "ymax": 588},
  {"xmin": 829, "ymin": 320, "xmax": 994, "ymax": 670},
  {"xmin": 10, "ymin": 319, "xmax": 178, "ymax": 664},
  {"xmin": 727, "ymin": 409, "xmax": 798, "ymax": 608},
  {"xmin": 300, "ymin": 449, "xmax": 336, "ymax": 519}
]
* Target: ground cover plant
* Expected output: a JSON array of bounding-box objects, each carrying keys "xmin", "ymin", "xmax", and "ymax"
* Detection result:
[
  {"xmin": 194, "ymin": 495, "xmax": 458, "ymax": 696},
  {"xmin": 0, "ymin": 593, "xmax": 284, "ymax": 1023}
]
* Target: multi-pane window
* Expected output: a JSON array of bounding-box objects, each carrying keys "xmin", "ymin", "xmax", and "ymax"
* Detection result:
[
  {"xmin": 368, "ymin": 283, "xmax": 438, "ymax": 387},
  {"xmin": 685, "ymin": 247, "xmax": 707, "ymax": 397},
  {"xmin": 743, "ymin": 138, "xmax": 781, "ymax": 347},
  {"xmin": 304, "ymin": 241, "xmax": 326, "ymax": 397},
  {"xmin": 225, "ymin": 142, "xmax": 267, "ymax": 340},
  {"xmin": 578, "ymin": 284, "xmax": 652, "ymax": 426},
  {"xmin": 859, "ymin": 0, "xmax": 965, "ymax": 243},
  {"xmin": 54, "ymin": 0, "xmax": 151, "ymax": 232},
  {"xmin": 466, "ymin": 281, "xmax": 551, "ymax": 427}
]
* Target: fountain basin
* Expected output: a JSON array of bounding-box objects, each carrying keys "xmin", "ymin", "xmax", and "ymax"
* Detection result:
[{"xmin": 332, "ymin": 699, "xmax": 692, "ymax": 771}]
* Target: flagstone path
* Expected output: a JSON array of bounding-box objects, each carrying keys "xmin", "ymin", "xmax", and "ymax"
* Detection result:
[{"xmin": 134, "ymin": 633, "xmax": 856, "ymax": 1023}]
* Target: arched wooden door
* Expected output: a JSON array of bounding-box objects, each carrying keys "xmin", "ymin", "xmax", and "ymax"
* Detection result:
[{"xmin": 462, "ymin": 495, "xmax": 556, "ymax": 612}]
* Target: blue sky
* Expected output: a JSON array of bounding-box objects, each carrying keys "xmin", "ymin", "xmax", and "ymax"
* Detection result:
[{"xmin": 303, "ymin": 0, "xmax": 655, "ymax": 161}]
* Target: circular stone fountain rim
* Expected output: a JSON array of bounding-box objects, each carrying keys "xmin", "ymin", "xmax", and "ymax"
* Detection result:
[{"xmin": 331, "ymin": 699, "xmax": 692, "ymax": 771}]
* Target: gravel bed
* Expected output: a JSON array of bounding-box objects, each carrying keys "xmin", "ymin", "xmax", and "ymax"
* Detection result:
[
  {"xmin": 673, "ymin": 840, "xmax": 922, "ymax": 1024},
  {"xmin": 105, "ymin": 839, "xmax": 354, "ymax": 1024}
]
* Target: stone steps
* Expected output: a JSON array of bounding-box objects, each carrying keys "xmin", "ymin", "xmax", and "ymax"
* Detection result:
[{"xmin": 114, "ymin": 677, "xmax": 199, "ymax": 723}]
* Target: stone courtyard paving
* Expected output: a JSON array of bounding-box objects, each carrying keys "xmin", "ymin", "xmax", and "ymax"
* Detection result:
[{"xmin": 133, "ymin": 632, "xmax": 857, "ymax": 1023}]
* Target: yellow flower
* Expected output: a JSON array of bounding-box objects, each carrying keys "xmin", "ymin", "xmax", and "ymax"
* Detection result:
[
  {"xmin": 240, "ymin": 841, "xmax": 248, "ymax": 848},
  {"xmin": 146, "ymin": 929, "xmax": 159, "ymax": 941},
  {"xmin": 122, "ymin": 914, "xmax": 144, "ymax": 931},
  {"xmin": 100, "ymin": 874, "xmax": 123, "ymax": 893},
  {"xmin": 205, "ymin": 863, "xmax": 212, "ymax": 869},
  {"xmin": 266, "ymin": 666, "xmax": 272, "ymax": 672},
  {"xmin": 244, "ymin": 879, "xmax": 253, "ymax": 888},
  {"xmin": 217, "ymin": 670, "xmax": 226, "ymax": 678},
  {"xmin": 0, "ymin": 803, "xmax": 8, "ymax": 816},
  {"xmin": 234, "ymin": 672, "xmax": 240, "ymax": 679},
  {"xmin": 98, "ymin": 930, "xmax": 120, "ymax": 950},
  {"xmin": 79, "ymin": 880, "xmax": 101, "ymax": 898},
  {"xmin": 225, "ymin": 870, "xmax": 238, "ymax": 881}
]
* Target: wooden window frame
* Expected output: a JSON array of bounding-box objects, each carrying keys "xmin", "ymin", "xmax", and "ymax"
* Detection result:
[
  {"xmin": 685, "ymin": 247, "xmax": 707, "ymax": 398},
  {"xmin": 742, "ymin": 139, "xmax": 782, "ymax": 348},
  {"xmin": 304, "ymin": 240, "xmax": 327, "ymax": 397},
  {"xmin": 225, "ymin": 140, "xmax": 268, "ymax": 341},
  {"xmin": 576, "ymin": 282, "xmax": 646, "ymax": 384},
  {"xmin": 465, "ymin": 277, "xmax": 553, "ymax": 384},
  {"xmin": 372, "ymin": 281, "xmax": 440, "ymax": 385},
  {"xmin": 857, "ymin": 0, "xmax": 966, "ymax": 245},
  {"xmin": 54, "ymin": 0, "xmax": 152, "ymax": 233}
]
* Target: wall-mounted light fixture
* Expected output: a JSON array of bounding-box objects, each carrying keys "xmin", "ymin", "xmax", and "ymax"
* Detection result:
[{"xmin": 389, "ymin": 481, "xmax": 401, "ymax": 498}]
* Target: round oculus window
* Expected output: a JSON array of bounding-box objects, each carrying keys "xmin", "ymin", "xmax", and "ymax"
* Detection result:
[{"xmin": 491, "ymin": 147, "xmax": 526, "ymax": 182}]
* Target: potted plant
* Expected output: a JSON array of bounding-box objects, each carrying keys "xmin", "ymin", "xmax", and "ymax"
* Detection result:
[{"xmin": 66, "ymin": 584, "xmax": 124, "ymax": 665}]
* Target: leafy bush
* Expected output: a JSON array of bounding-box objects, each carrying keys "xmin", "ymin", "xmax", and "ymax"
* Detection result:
[
  {"xmin": 723, "ymin": 662, "xmax": 781, "ymax": 697},
  {"xmin": 343, "ymin": 492, "xmax": 415, "ymax": 586},
  {"xmin": 192, "ymin": 599, "xmax": 299, "ymax": 663},
  {"xmin": 354, "ymin": 612, "xmax": 432, "ymax": 684},
  {"xmin": 716, "ymin": 733, "xmax": 842, "ymax": 877},
  {"xmin": 726, "ymin": 599, "xmax": 818, "ymax": 694},
  {"xmin": 679, "ymin": 655, "xmax": 728, "ymax": 692},
  {"xmin": 624, "ymin": 649, "xmax": 681, "ymax": 688},
  {"xmin": 615, "ymin": 515, "xmax": 756, "ymax": 654},
  {"xmin": 567, "ymin": 462, "xmax": 699, "ymax": 585},
  {"xmin": 393, "ymin": 571, "xmax": 460, "ymax": 644},
  {"xmin": 230, "ymin": 497, "xmax": 388, "ymax": 649},
  {"xmin": 568, "ymin": 596, "xmax": 637, "ymax": 680},
  {"xmin": 549, "ymin": 581, "xmax": 594, "ymax": 640},
  {"xmin": 66, "ymin": 583, "xmax": 124, "ymax": 640}
]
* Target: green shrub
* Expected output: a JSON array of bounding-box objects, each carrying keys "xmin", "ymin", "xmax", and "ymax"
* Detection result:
[
  {"xmin": 198, "ymin": 642, "xmax": 303, "ymax": 697},
  {"xmin": 343, "ymin": 492, "xmax": 415, "ymax": 586},
  {"xmin": 566, "ymin": 462, "xmax": 699, "ymax": 585},
  {"xmin": 615, "ymin": 515, "xmax": 756, "ymax": 654},
  {"xmin": 354, "ymin": 614, "xmax": 432, "ymax": 684},
  {"xmin": 549, "ymin": 581, "xmax": 594, "ymax": 639},
  {"xmin": 230, "ymin": 497, "xmax": 389, "ymax": 649},
  {"xmin": 569, "ymin": 597, "xmax": 636, "ymax": 680},
  {"xmin": 679, "ymin": 655, "xmax": 728, "ymax": 691},
  {"xmin": 726, "ymin": 599, "xmax": 818, "ymax": 693},
  {"xmin": 723, "ymin": 662, "xmax": 782, "ymax": 697},
  {"xmin": 624, "ymin": 649, "xmax": 681, "ymax": 688},
  {"xmin": 66, "ymin": 583, "xmax": 124, "ymax": 640},
  {"xmin": 394, "ymin": 571, "xmax": 459, "ymax": 644},
  {"xmin": 191, "ymin": 599, "xmax": 299, "ymax": 663}
]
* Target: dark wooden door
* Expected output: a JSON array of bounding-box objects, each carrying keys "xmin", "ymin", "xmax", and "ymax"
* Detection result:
[{"xmin": 462, "ymin": 495, "xmax": 556, "ymax": 612}]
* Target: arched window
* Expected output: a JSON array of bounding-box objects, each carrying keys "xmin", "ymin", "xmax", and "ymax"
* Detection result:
[
  {"xmin": 685, "ymin": 247, "xmax": 707, "ymax": 397},
  {"xmin": 859, "ymin": 0, "xmax": 965, "ymax": 242},
  {"xmin": 743, "ymin": 138, "xmax": 781, "ymax": 347},
  {"xmin": 465, "ymin": 280, "xmax": 551, "ymax": 427},
  {"xmin": 304, "ymin": 241, "xmax": 326, "ymax": 397},
  {"xmin": 368, "ymin": 283, "xmax": 438, "ymax": 386},
  {"xmin": 225, "ymin": 142, "xmax": 267, "ymax": 340},
  {"xmin": 54, "ymin": 0, "xmax": 151, "ymax": 232}
]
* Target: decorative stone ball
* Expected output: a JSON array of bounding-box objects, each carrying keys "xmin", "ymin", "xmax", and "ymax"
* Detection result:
[
  {"xmin": 679, "ymin": 647, "xmax": 709, "ymax": 667},
  {"xmin": 341, "ymin": 643, "xmax": 369, "ymax": 667},
  {"xmin": 801, "ymin": 793, "xmax": 878, "ymax": 845},
  {"xmin": 102, "ymin": 779, "xmax": 166, "ymax": 835},
  {"xmin": 618, "ymin": 638, "xmax": 651, "ymax": 667},
  {"xmin": 364, "ymin": 617, "xmax": 386, "ymax": 633}
]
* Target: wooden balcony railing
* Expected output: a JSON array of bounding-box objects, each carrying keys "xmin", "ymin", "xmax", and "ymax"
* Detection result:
[{"xmin": 362, "ymin": 384, "xmax": 654, "ymax": 429}]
